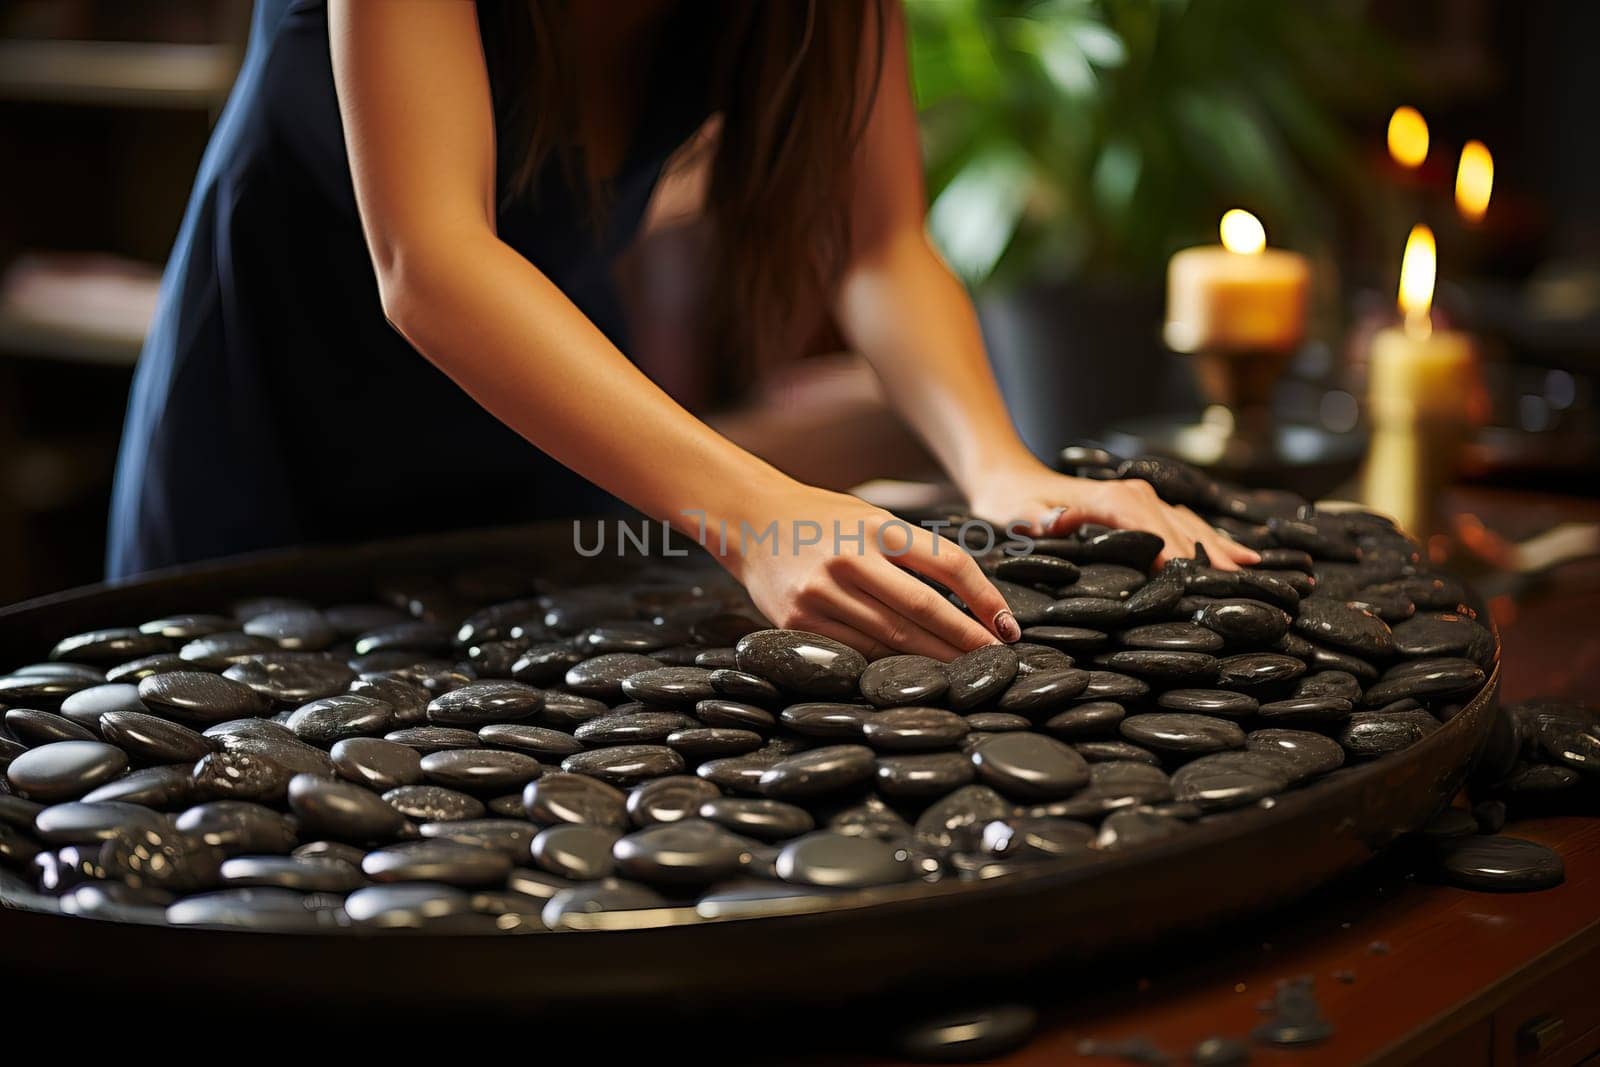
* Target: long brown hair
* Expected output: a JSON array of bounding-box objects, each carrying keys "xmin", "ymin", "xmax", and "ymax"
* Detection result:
[{"xmin": 481, "ymin": 1, "xmax": 889, "ymax": 383}]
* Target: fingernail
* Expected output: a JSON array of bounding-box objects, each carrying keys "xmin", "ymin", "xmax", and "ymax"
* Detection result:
[
  {"xmin": 1044, "ymin": 507, "xmax": 1067, "ymax": 533},
  {"xmin": 993, "ymin": 609, "xmax": 1021, "ymax": 643}
]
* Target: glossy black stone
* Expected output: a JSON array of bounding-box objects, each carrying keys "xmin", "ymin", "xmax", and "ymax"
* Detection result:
[
  {"xmin": 1042, "ymin": 701, "xmax": 1125, "ymax": 738},
  {"xmin": 541, "ymin": 881, "xmax": 668, "ymax": 929},
  {"xmin": 287, "ymin": 775, "xmax": 408, "ymax": 841},
  {"xmin": 969, "ymin": 732, "xmax": 1090, "ymax": 800},
  {"xmin": 523, "ymin": 772, "xmax": 629, "ymax": 829},
  {"xmin": 477, "ymin": 722, "xmax": 585, "ymax": 758},
  {"xmin": 5, "ymin": 708, "xmax": 97, "ymax": 747},
  {"xmin": 1017, "ymin": 626, "xmax": 1106, "ymax": 654},
  {"xmin": 561, "ymin": 745, "xmax": 685, "ymax": 787},
  {"xmin": 624, "ymin": 774, "xmax": 722, "ymax": 828},
  {"xmin": 859, "ymin": 655, "xmax": 949, "ymax": 709},
  {"xmin": 708, "ymin": 668, "xmax": 783, "ymax": 706},
  {"xmin": 426, "ymin": 680, "xmax": 544, "ymax": 725},
  {"xmin": 177, "ymin": 632, "xmax": 279, "ymax": 669},
  {"xmin": 420, "ymin": 748, "xmax": 544, "ymax": 794},
  {"xmin": 1043, "ymin": 596, "xmax": 1130, "ymax": 628},
  {"xmin": 33, "ymin": 800, "xmax": 168, "ymax": 844},
  {"xmin": 861, "ymin": 707, "xmax": 969, "ymax": 752},
  {"xmin": 138, "ymin": 671, "xmax": 268, "ymax": 723},
  {"xmin": 344, "ymin": 883, "xmax": 479, "ymax": 930},
  {"xmin": 221, "ymin": 653, "xmax": 357, "ymax": 706},
  {"xmin": 1294, "ymin": 670, "xmax": 1363, "ymax": 702},
  {"xmin": 776, "ymin": 829, "xmax": 911, "ymax": 888},
  {"xmin": 1117, "ymin": 622, "xmax": 1225, "ymax": 653},
  {"xmin": 758, "ymin": 744, "xmax": 876, "ymax": 799},
  {"xmin": 1098, "ymin": 650, "xmax": 1220, "ymax": 684},
  {"xmin": 875, "ymin": 752, "xmax": 977, "ymax": 798},
  {"xmin": 575, "ymin": 710, "xmax": 697, "ymax": 746},
  {"xmin": 1338, "ymin": 710, "xmax": 1440, "ymax": 759},
  {"xmin": 166, "ymin": 888, "xmax": 334, "ymax": 931},
  {"xmin": 50, "ymin": 627, "xmax": 171, "ymax": 666},
  {"xmin": 331, "ymin": 737, "xmax": 424, "ymax": 791},
  {"xmin": 1391, "ymin": 612, "xmax": 1494, "ymax": 664},
  {"xmin": 1074, "ymin": 740, "xmax": 1161, "ymax": 766},
  {"xmin": 1120, "ymin": 714, "xmax": 1245, "ymax": 756},
  {"xmin": 219, "ymin": 854, "xmax": 366, "ymax": 892},
  {"xmin": 965, "ymin": 711, "xmax": 1032, "ymax": 732},
  {"xmin": 176, "ymin": 800, "xmax": 300, "ymax": 853},
  {"xmin": 991, "ymin": 580, "xmax": 1055, "ymax": 626},
  {"xmin": 1216, "ymin": 653, "xmax": 1306, "ymax": 692},
  {"xmin": 613, "ymin": 818, "xmax": 751, "ymax": 886},
  {"xmin": 363, "ymin": 839, "xmax": 513, "ymax": 886},
  {"xmin": 1170, "ymin": 751, "xmax": 1291, "ymax": 811},
  {"xmin": 1256, "ymin": 695, "xmax": 1354, "ymax": 724},
  {"xmin": 1434, "ymin": 835, "xmax": 1564, "ymax": 892},
  {"xmin": 511, "ymin": 642, "xmax": 588, "ymax": 685},
  {"xmin": 1364, "ymin": 657, "xmax": 1485, "ymax": 707},
  {"xmin": 286, "ymin": 693, "xmax": 395, "ymax": 745},
  {"xmin": 5, "ymin": 741, "xmax": 128, "ymax": 802},
  {"xmin": 1157, "ymin": 689, "xmax": 1258, "ymax": 718},
  {"xmin": 82, "ymin": 764, "xmax": 197, "ymax": 808},
  {"xmin": 619, "ymin": 666, "xmax": 716, "ymax": 707},
  {"xmin": 383, "ymin": 784, "xmax": 486, "ymax": 822},
  {"xmin": 383, "ymin": 725, "xmax": 482, "ymax": 752},
  {"xmin": 530, "ymin": 822, "xmax": 619, "ymax": 880},
  {"xmin": 1194, "ymin": 598, "xmax": 1291, "ymax": 646},
  {"xmin": 99, "ymin": 710, "xmax": 212, "ymax": 765},
  {"xmin": 1095, "ymin": 807, "xmax": 1187, "ymax": 850},
  {"xmin": 779, "ymin": 702, "xmax": 874, "ymax": 739},
  {"xmin": 1078, "ymin": 670, "xmax": 1151, "ymax": 703},
  {"xmin": 997, "ymin": 668, "xmax": 1091, "ymax": 714},
  {"xmin": 1294, "ymin": 599, "xmax": 1395, "ymax": 659},
  {"xmin": 1246, "ymin": 729, "xmax": 1345, "ymax": 781},
  {"xmin": 734, "ymin": 629, "xmax": 868, "ymax": 699}
]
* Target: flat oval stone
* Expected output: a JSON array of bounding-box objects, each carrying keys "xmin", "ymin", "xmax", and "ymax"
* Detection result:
[
  {"xmin": 477, "ymin": 722, "xmax": 584, "ymax": 759},
  {"xmin": 1246, "ymin": 729, "xmax": 1345, "ymax": 781},
  {"xmin": 530, "ymin": 822, "xmax": 620, "ymax": 880},
  {"xmin": 166, "ymin": 888, "xmax": 333, "ymax": 931},
  {"xmin": 576, "ymin": 622, "xmax": 683, "ymax": 655},
  {"xmin": 217, "ymin": 735, "xmax": 337, "ymax": 780},
  {"xmin": 1195, "ymin": 599, "xmax": 1291, "ymax": 646},
  {"xmin": 560, "ymin": 745, "xmax": 685, "ymax": 787},
  {"xmin": 780, "ymin": 702, "xmax": 874, "ymax": 739},
  {"xmin": 287, "ymin": 775, "xmax": 408, "ymax": 840},
  {"xmin": 140, "ymin": 613, "xmax": 235, "ymax": 641},
  {"xmin": 204, "ymin": 717, "xmax": 295, "ymax": 744},
  {"xmin": 418, "ymin": 818, "xmax": 537, "ymax": 860},
  {"xmin": 1304, "ymin": 641, "xmax": 1379, "ymax": 682},
  {"xmin": 51, "ymin": 627, "xmax": 170, "ymax": 665},
  {"xmin": 523, "ymin": 772, "xmax": 628, "ymax": 829},
  {"xmin": 708, "ymin": 668, "xmax": 782, "ymax": 706},
  {"xmin": 997, "ymin": 668, "xmax": 1091, "ymax": 714},
  {"xmin": 1170, "ymin": 751, "xmax": 1291, "ymax": 811},
  {"xmin": 0, "ymin": 671, "xmax": 98, "ymax": 708},
  {"xmin": 776, "ymin": 830, "xmax": 911, "ymax": 888},
  {"xmin": 626, "ymin": 775, "xmax": 723, "ymax": 827},
  {"xmin": 1042, "ymin": 701, "xmax": 1125, "ymax": 738},
  {"xmin": 1009, "ymin": 643, "xmax": 1077, "ymax": 676},
  {"xmin": 1074, "ymin": 740, "xmax": 1161, "ymax": 766},
  {"xmin": 1217, "ymin": 653, "xmax": 1306, "ymax": 692},
  {"xmin": 991, "ymin": 580, "xmax": 1054, "ymax": 626},
  {"xmin": 1033, "ymin": 760, "xmax": 1172, "ymax": 818},
  {"xmin": 1257, "ymin": 696, "xmax": 1354, "ymax": 724},
  {"xmin": 1294, "ymin": 671, "xmax": 1363, "ymax": 701},
  {"xmin": 734, "ymin": 630, "xmax": 868, "ymax": 699},
  {"xmin": 1434, "ymin": 835, "xmax": 1564, "ymax": 891},
  {"xmin": 331, "ymin": 737, "xmax": 424, "ymax": 791},
  {"xmin": 562, "ymin": 653, "xmax": 663, "ymax": 701},
  {"xmin": 1157, "ymin": 690, "xmax": 1257, "ymax": 719},
  {"xmin": 383, "ymin": 725, "xmax": 482, "ymax": 752},
  {"xmin": 1071, "ymin": 563, "xmax": 1147, "ymax": 599},
  {"xmin": 420, "ymin": 748, "xmax": 544, "ymax": 793},
  {"xmin": 913, "ymin": 784, "xmax": 1012, "ymax": 851},
  {"xmin": 362, "ymin": 840, "xmax": 513, "ymax": 886},
  {"xmin": 5, "ymin": 709, "xmax": 96, "ymax": 746},
  {"xmin": 1120, "ymin": 713, "xmax": 1245, "ymax": 755},
  {"xmin": 1338, "ymin": 710, "xmax": 1439, "ymax": 758},
  {"xmin": 969, "ymin": 732, "xmax": 1090, "ymax": 800},
  {"xmin": 58, "ymin": 683, "xmax": 146, "ymax": 727},
  {"xmin": 1044, "ymin": 597, "xmax": 1130, "ymax": 628},
  {"xmin": 33, "ymin": 800, "xmax": 169, "ymax": 844},
  {"xmin": 382, "ymin": 783, "xmax": 485, "ymax": 822},
  {"xmin": 1392, "ymin": 612, "xmax": 1494, "ymax": 663},
  {"xmin": 190, "ymin": 750, "xmax": 291, "ymax": 804},
  {"xmin": 859, "ymin": 655, "xmax": 949, "ymax": 708},
  {"xmin": 82, "ymin": 764, "xmax": 197, "ymax": 809},
  {"xmin": 613, "ymin": 818, "xmax": 751, "ymax": 886},
  {"xmin": 1118, "ymin": 622, "xmax": 1225, "ymax": 653},
  {"xmin": 1096, "ymin": 807, "xmax": 1188, "ymax": 850},
  {"xmin": 345, "ymin": 883, "xmax": 477, "ymax": 929},
  {"xmin": 178, "ymin": 632, "xmax": 278, "ymax": 670},
  {"xmin": 219, "ymin": 854, "xmax": 365, "ymax": 892},
  {"xmin": 176, "ymin": 800, "xmax": 300, "ymax": 853},
  {"xmin": 758, "ymin": 745, "xmax": 876, "ymax": 799},
  {"xmin": 98, "ymin": 825, "xmax": 228, "ymax": 892},
  {"xmin": 6, "ymin": 741, "xmax": 128, "ymax": 802},
  {"xmin": 138, "ymin": 671, "xmax": 268, "ymax": 723},
  {"xmin": 861, "ymin": 707, "xmax": 969, "ymax": 752},
  {"xmin": 286, "ymin": 694, "xmax": 395, "ymax": 745},
  {"xmin": 1364, "ymin": 657, "xmax": 1485, "ymax": 707},
  {"xmin": 243, "ymin": 609, "xmax": 336, "ymax": 652},
  {"xmin": 99, "ymin": 710, "xmax": 212, "ymax": 765},
  {"xmin": 1018, "ymin": 626, "xmax": 1106, "ymax": 654},
  {"xmin": 965, "ymin": 711, "xmax": 1032, "ymax": 732},
  {"xmin": 1099, "ymin": 650, "xmax": 1220, "ymax": 684},
  {"xmin": 293, "ymin": 839, "xmax": 367, "ymax": 865},
  {"xmin": 1295, "ymin": 599, "xmax": 1395, "ymax": 659},
  {"xmin": 352, "ymin": 621, "xmax": 454, "ymax": 657},
  {"xmin": 694, "ymin": 698, "xmax": 778, "ymax": 733},
  {"xmin": 574, "ymin": 711, "xmax": 697, "ymax": 746},
  {"xmin": 620, "ymin": 666, "xmax": 716, "ymax": 707},
  {"xmin": 511, "ymin": 642, "xmax": 587, "ymax": 685},
  {"xmin": 697, "ymin": 796, "xmax": 815, "ymax": 840},
  {"xmin": 426, "ymin": 680, "xmax": 544, "ymax": 725},
  {"xmin": 875, "ymin": 752, "xmax": 976, "ymax": 798},
  {"xmin": 664, "ymin": 727, "xmax": 764, "ymax": 760},
  {"xmin": 995, "ymin": 553, "xmax": 1080, "ymax": 586},
  {"xmin": 1079, "ymin": 670, "xmax": 1151, "ymax": 703}
]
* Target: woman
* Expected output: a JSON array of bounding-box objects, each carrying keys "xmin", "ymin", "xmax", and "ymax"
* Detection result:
[{"xmin": 110, "ymin": 0, "xmax": 1254, "ymax": 661}]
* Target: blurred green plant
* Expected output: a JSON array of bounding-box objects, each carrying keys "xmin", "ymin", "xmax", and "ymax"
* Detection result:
[{"xmin": 909, "ymin": 0, "xmax": 1400, "ymax": 287}]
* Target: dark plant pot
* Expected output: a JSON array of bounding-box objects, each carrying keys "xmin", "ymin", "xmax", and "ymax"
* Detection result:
[{"xmin": 978, "ymin": 280, "xmax": 1199, "ymax": 462}]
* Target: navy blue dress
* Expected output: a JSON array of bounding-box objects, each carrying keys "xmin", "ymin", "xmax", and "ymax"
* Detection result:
[{"xmin": 108, "ymin": 0, "xmax": 707, "ymax": 578}]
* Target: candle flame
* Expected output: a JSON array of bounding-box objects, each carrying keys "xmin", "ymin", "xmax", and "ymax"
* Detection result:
[
  {"xmin": 1455, "ymin": 140, "xmax": 1493, "ymax": 222},
  {"xmin": 1219, "ymin": 209, "xmax": 1265, "ymax": 255},
  {"xmin": 1398, "ymin": 223, "xmax": 1436, "ymax": 337},
  {"xmin": 1387, "ymin": 106, "xmax": 1429, "ymax": 168}
]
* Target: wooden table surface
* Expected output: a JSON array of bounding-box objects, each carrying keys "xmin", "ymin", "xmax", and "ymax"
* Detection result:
[{"xmin": 864, "ymin": 487, "xmax": 1600, "ymax": 1067}]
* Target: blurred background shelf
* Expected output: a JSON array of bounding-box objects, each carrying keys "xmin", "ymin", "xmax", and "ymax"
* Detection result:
[{"xmin": 0, "ymin": 38, "xmax": 237, "ymax": 109}]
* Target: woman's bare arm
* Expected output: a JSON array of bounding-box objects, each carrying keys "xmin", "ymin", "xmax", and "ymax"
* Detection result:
[
  {"xmin": 833, "ymin": 3, "xmax": 1256, "ymax": 568},
  {"xmin": 327, "ymin": 0, "xmax": 1017, "ymax": 657}
]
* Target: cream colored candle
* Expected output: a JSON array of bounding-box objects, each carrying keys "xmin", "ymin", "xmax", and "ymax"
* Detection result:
[{"xmin": 1164, "ymin": 210, "xmax": 1310, "ymax": 353}]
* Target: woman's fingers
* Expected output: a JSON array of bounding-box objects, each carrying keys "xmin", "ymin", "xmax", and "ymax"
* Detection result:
[
  {"xmin": 891, "ymin": 528, "xmax": 1019, "ymax": 645},
  {"xmin": 856, "ymin": 558, "xmax": 998, "ymax": 655},
  {"xmin": 787, "ymin": 612, "xmax": 894, "ymax": 662}
]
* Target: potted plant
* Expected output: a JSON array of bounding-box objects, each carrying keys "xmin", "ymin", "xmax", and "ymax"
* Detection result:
[{"xmin": 908, "ymin": 0, "xmax": 1397, "ymax": 458}]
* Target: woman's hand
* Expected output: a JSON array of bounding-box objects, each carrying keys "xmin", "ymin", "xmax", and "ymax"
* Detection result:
[
  {"xmin": 967, "ymin": 461, "xmax": 1260, "ymax": 571},
  {"xmin": 710, "ymin": 481, "xmax": 1019, "ymax": 661}
]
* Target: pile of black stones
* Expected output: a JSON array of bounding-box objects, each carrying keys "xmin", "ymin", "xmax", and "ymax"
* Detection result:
[{"xmin": 0, "ymin": 451, "xmax": 1498, "ymax": 935}]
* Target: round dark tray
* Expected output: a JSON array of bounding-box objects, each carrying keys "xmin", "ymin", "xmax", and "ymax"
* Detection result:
[{"xmin": 0, "ymin": 522, "xmax": 1500, "ymax": 1013}]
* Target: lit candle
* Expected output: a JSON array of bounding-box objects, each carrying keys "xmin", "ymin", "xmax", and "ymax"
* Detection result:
[
  {"xmin": 1164, "ymin": 210, "xmax": 1311, "ymax": 354},
  {"xmin": 1387, "ymin": 106, "xmax": 1429, "ymax": 169},
  {"xmin": 1361, "ymin": 224, "xmax": 1479, "ymax": 541},
  {"xmin": 1455, "ymin": 140, "xmax": 1493, "ymax": 223}
]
